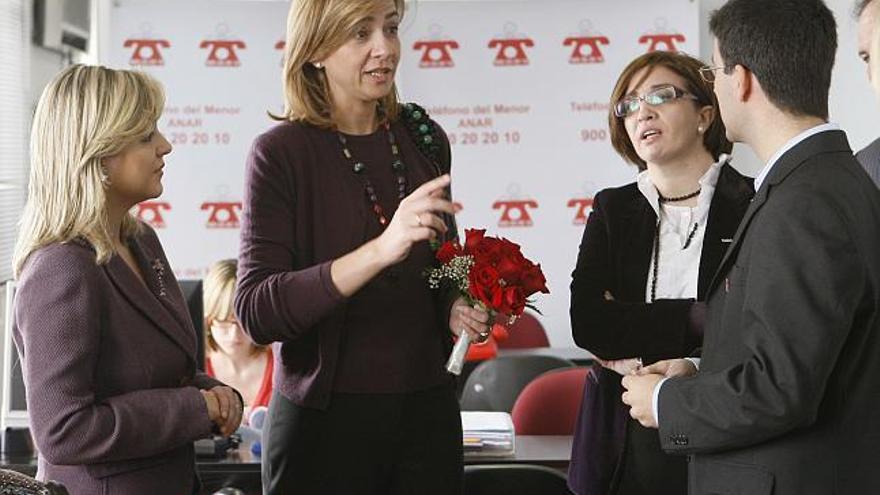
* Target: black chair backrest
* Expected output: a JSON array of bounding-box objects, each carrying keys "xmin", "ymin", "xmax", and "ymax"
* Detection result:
[
  {"xmin": 460, "ymin": 355, "xmax": 575, "ymax": 412},
  {"xmin": 464, "ymin": 464, "xmax": 569, "ymax": 495},
  {"xmin": 0, "ymin": 469, "xmax": 69, "ymax": 495}
]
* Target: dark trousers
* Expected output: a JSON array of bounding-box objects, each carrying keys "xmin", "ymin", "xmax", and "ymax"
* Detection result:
[
  {"xmin": 262, "ymin": 384, "xmax": 463, "ymax": 495},
  {"xmin": 614, "ymin": 418, "xmax": 688, "ymax": 495}
]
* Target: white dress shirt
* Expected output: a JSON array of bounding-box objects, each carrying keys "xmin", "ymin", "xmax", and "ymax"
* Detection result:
[{"xmin": 637, "ymin": 156, "xmax": 726, "ymax": 304}]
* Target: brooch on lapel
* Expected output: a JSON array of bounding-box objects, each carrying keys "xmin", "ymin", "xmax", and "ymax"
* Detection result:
[{"xmin": 152, "ymin": 258, "xmax": 167, "ymax": 297}]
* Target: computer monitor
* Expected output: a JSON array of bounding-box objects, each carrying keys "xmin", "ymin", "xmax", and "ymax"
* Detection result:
[
  {"xmin": 2, "ymin": 280, "xmax": 28, "ymax": 430},
  {"xmin": 178, "ymin": 279, "xmax": 206, "ymax": 371}
]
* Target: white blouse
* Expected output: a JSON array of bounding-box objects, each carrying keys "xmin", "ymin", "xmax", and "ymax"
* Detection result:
[{"xmin": 637, "ymin": 155, "xmax": 728, "ymax": 303}]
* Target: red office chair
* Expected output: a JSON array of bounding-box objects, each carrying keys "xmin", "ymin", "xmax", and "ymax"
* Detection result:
[
  {"xmin": 511, "ymin": 367, "xmax": 589, "ymax": 435},
  {"xmin": 496, "ymin": 311, "xmax": 549, "ymax": 349}
]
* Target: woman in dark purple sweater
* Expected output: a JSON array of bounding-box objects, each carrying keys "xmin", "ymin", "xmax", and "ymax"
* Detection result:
[{"xmin": 233, "ymin": 0, "xmax": 489, "ymax": 493}]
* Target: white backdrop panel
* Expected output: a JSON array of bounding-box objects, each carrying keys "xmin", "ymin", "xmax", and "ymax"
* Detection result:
[
  {"xmin": 398, "ymin": 0, "xmax": 698, "ymax": 345},
  {"xmin": 106, "ymin": 0, "xmax": 699, "ymax": 346}
]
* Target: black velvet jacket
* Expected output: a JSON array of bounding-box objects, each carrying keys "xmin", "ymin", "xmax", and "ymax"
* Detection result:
[{"xmin": 568, "ymin": 162, "xmax": 753, "ymax": 495}]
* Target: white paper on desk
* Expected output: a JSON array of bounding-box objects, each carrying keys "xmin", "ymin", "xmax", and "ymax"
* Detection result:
[{"xmin": 460, "ymin": 411, "xmax": 514, "ymax": 433}]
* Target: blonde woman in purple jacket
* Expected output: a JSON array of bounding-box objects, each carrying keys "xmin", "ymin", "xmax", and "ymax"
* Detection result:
[
  {"xmin": 12, "ymin": 64, "xmax": 242, "ymax": 495},
  {"xmin": 234, "ymin": 0, "xmax": 491, "ymax": 493}
]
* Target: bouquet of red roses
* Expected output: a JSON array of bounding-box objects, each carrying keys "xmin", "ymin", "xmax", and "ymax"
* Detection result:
[{"xmin": 427, "ymin": 229, "xmax": 549, "ymax": 375}]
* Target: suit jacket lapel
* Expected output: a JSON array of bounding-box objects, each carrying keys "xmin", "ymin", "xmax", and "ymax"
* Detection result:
[
  {"xmin": 705, "ymin": 130, "xmax": 852, "ymax": 295},
  {"xmin": 103, "ymin": 236, "xmax": 197, "ymax": 362},
  {"xmin": 699, "ymin": 164, "xmax": 754, "ymax": 298}
]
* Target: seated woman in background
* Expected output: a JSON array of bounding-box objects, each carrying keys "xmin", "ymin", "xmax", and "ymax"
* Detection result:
[
  {"xmin": 204, "ymin": 258, "xmax": 273, "ymax": 424},
  {"xmin": 11, "ymin": 64, "xmax": 242, "ymax": 495},
  {"xmin": 567, "ymin": 51, "xmax": 754, "ymax": 495}
]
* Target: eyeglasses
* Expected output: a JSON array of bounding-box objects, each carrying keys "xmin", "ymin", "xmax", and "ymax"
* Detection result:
[
  {"xmin": 211, "ymin": 319, "xmax": 241, "ymax": 333},
  {"xmin": 614, "ymin": 85, "xmax": 699, "ymax": 118},
  {"xmin": 698, "ymin": 65, "xmax": 730, "ymax": 83}
]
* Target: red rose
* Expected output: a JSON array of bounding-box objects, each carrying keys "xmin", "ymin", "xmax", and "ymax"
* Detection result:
[
  {"xmin": 520, "ymin": 264, "xmax": 549, "ymax": 296},
  {"xmin": 464, "ymin": 229, "xmax": 486, "ymax": 253},
  {"xmin": 489, "ymin": 284, "xmax": 505, "ymax": 312},
  {"xmin": 503, "ymin": 287, "xmax": 526, "ymax": 316},
  {"xmin": 469, "ymin": 262, "xmax": 501, "ymax": 309},
  {"xmin": 499, "ymin": 238, "xmax": 522, "ymax": 258},
  {"xmin": 472, "ymin": 262, "xmax": 499, "ymax": 288},
  {"xmin": 495, "ymin": 255, "xmax": 521, "ymax": 284},
  {"xmin": 446, "ymin": 230, "xmax": 547, "ymax": 314},
  {"xmin": 473, "ymin": 236, "xmax": 503, "ymax": 264},
  {"xmin": 436, "ymin": 241, "xmax": 461, "ymax": 264},
  {"xmin": 472, "ymin": 284, "xmax": 498, "ymax": 309}
]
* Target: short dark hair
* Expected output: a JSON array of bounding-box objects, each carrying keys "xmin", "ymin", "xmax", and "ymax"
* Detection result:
[
  {"xmin": 608, "ymin": 51, "xmax": 732, "ymax": 171},
  {"xmin": 855, "ymin": 0, "xmax": 876, "ymax": 18},
  {"xmin": 710, "ymin": 0, "xmax": 836, "ymax": 120}
]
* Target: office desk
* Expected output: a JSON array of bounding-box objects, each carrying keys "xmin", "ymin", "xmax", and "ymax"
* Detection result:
[
  {"xmin": 200, "ymin": 435, "xmax": 572, "ymax": 493},
  {"xmin": 466, "ymin": 435, "xmax": 572, "ymax": 469},
  {"xmin": 2, "ymin": 435, "xmax": 573, "ymax": 494}
]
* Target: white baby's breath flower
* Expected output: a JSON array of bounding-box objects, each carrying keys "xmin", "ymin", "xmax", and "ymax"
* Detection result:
[{"xmin": 427, "ymin": 255, "xmax": 474, "ymax": 293}]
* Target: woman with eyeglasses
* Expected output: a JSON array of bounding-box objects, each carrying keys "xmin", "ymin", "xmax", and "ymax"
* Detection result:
[
  {"xmin": 203, "ymin": 259, "xmax": 273, "ymax": 426},
  {"xmin": 567, "ymin": 51, "xmax": 754, "ymax": 495}
]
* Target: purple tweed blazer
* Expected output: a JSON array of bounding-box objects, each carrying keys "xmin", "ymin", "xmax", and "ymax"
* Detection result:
[{"xmin": 13, "ymin": 223, "xmax": 223, "ymax": 495}]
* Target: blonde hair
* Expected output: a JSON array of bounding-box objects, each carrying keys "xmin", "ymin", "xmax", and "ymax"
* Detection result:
[
  {"xmin": 203, "ymin": 259, "xmax": 265, "ymax": 353},
  {"xmin": 276, "ymin": 0, "xmax": 404, "ymax": 127},
  {"xmin": 13, "ymin": 64, "xmax": 165, "ymax": 277}
]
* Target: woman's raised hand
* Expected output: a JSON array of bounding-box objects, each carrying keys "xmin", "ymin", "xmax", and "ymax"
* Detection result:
[{"xmin": 373, "ymin": 174, "xmax": 457, "ymax": 266}]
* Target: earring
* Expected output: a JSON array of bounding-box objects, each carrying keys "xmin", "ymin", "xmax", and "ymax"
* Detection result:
[
  {"xmin": 99, "ymin": 166, "xmax": 111, "ymax": 186},
  {"xmin": 697, "ymin": 126, "xmax": 704, "ymax": 134},
  {"xmin": 313, "ymin": 62, "xmax": 323, "ymax": 69}
]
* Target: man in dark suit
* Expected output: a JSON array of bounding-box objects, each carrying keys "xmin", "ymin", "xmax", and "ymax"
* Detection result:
[
  {"xmin": 621, "ymin": 1, "xmax": 880, "ymax": 494},
  {"xmin": 856, "ymin": 0, "xmax": 880, "ymax": 186}
]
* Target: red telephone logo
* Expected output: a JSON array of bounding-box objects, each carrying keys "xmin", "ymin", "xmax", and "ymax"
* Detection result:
[
  {"xmin": 638, "ymin": 33, "xmax": 685, "ymax": 52},
  {"xmin": 201, "ymin": 201, "xmax": 242, "ymax": 228},
  {"xmin": 136, "ymin": 201, "xmax": 171, "ymax": 228},
  {"xmin": 489, "ymin": 38, "xmax": 534, "ymax": 66},
  {"xmin": 123, "ymin": 39, "xmax": 170, "ymax": 66},
  {"xmin": 493, "ymin": 199, "xmax": 538, "ymax": 227},
  {"xmin": 413, "ymin": 25, "xmax": 458, "ymax": 68},
  {"xmin": 564, "ymin": 36, "xmax": 609, "ymax": 64},
  {"xmin": 639, "ymin": 19, "xmax": 686, "ymax": 52},
  {"xmin": 413, "ymin": 40, "xmax": 459, "ymax": 68},
  {"xmin": 200, "ymin": 39, "xmax": 246, "ymax": 67},
  {"xmin": 567, "ymin": 198, "xmax": 594, "ymax": 225},
  {"xmin": 489, "ymin": 23, "xmax": 533, "ymax": 66}
]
